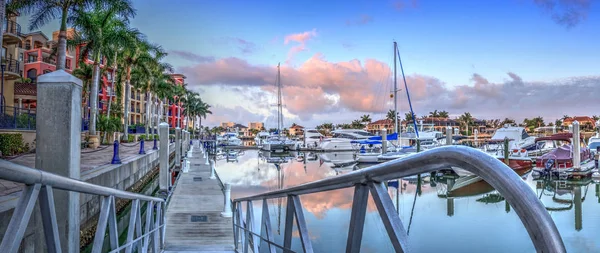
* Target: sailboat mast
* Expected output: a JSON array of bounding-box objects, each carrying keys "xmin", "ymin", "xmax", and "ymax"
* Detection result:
[
  {"xmin": 393, "ymin": 41, "xmax": 399, "ymax": 135},
  {"xmin": 277, "ymin": 63, "xmax": 282, "ymax": 136}
]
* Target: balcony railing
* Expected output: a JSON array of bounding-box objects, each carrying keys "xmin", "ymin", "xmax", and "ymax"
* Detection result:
[
  {"xmin": 0, "ymin": 106, "xmax": 36, "ymax": 130},
  {"xmin": 232, "ymin": 146, "xmax": 566, "ymax": 253},
  {"xmin": 3, "ymin": 19, "xmax": 21, "ymax": 35},
  {"xmin": 2, "ymin": 58, "xmax": 21, "ymax": 74}
]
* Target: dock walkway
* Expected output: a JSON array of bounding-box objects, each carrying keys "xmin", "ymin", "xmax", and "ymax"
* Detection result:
[{"xmin": 164, "ymin": 144, "xmax": 235, "ymax": 252}]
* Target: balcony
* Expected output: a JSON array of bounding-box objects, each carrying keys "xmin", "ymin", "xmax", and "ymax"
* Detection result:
[
  {"xmin": 2, "ymin": 58, "xmax": 22, "ymax": 80},
  {"xmin": 3, "ymin": 20, "xmax": 22, "ymax": 45}
]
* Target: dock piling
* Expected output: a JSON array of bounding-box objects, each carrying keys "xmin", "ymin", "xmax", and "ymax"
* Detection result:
[
  {"xmin": 210, "ymin": 159, "xmax": 216, "ymax": 179},
  {"xmin": 572, "ymin": 121, "xmax": 581, "ymax": 170},
  {"xmin": 221, "ymin": 184, "xmax": 233, "ymax": 217},
  {"xmin": 159, "ymin": 122, "xmax": 170, "ymax": 194}
]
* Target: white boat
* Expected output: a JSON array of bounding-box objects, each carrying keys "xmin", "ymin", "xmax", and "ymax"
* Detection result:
[
  {"xmin": 304, "ymin": 129, "xmax": 324, "ymax": 148},
  {"xmin": 377, "ymin": 146, "xmax": 418, "ymax": 162},
  {"xmin": 588, "ymin": 132, "xmax": 600, "ymax": 154},
  {"xmin": 217, "ymin": 132, "xmax": 242, "ymax": 146},
  {"xmin": 318, "ymin": 129, "xmax": 377, "ymax": 151},
  {"xmin": 254, "ymin": 131, "xmax": 270, "ymax": 146}
]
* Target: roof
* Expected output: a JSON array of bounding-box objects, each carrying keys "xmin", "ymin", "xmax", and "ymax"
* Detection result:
[
  {"xmin": 563, "ymin": 116, "xmax": 595, "ymax": 123},
  {"xmin": 233, "ymin": 123, "xmax": 247, "ymax": 129},
  {"xmin": 290, "ymin": 125, "xmax": 304, "ymax": 129},
  {"xmin": 368, "ymin": 119, "xmax": 393, "ymax": 126},
  {"xmin": 14, "ymin": 83, "xmax": 37, "ymax": 96},
  {"xmin": 22, "ymin": 31, "xmax": 49, "ymax": 41}
]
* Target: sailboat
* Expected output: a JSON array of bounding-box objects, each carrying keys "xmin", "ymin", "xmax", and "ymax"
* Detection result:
[{"xmin": 262, "ymin": 63, "xmax": 297, "ymax": 152}]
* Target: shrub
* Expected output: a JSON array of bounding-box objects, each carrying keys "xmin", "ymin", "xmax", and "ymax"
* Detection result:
[
  {"xmin": 138, "ymin": 134, "xmax": 147, "ymax": 141},
  {"xmin": 154, "ymin": 134, "xmax": 159, "ymax": 140},
  {"xmin": 127, "ymin": 134, "xmax": 135, "ymax": 143},
  {"xmin": 0, "ymin": 133, "xmax": 27, "ymax": 156}
]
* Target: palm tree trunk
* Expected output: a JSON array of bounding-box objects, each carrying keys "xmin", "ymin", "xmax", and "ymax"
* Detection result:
[
  {"xmin": 123, "ymin": 80, "xmax": 131, "ymax": 140},
  {"xmin": 56, "ymin": 8, "xmax": 68, "ymax": 71},
  {"xmin": 89, "ymin": 63, "xmax": 101, "ymax": 136},
  {"xmin": 145, "ymin": 91, "xmax": 151, "ymax": 134}
]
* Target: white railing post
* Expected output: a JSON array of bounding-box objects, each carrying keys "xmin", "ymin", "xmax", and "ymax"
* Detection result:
[
  {"xmin": 36, "ymin": 70, "xmax": 82, "ymax": 253},
  {"xmin": 221, "ymin": 184, "xmax": 233, "ymax": 217},
  {"xmin": 210, "ymin": 159, "xmax": 216, "ymax": 179},
  {"xmin": 159, "ymin": 122, "xmax": 169, "ymax": 193},
  {"xmin": 446, "ymin": 126, "xmax": 452, "ymax": 146},
  {"xmin": 175, "ymin": 127, "xmax": 182, "ymax": 168},
  {"xmin": 572, "ymin": 121, "xmax": 581, "ymax": 170}
]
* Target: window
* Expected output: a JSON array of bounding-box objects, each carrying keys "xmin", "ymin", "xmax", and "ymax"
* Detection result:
[
  {"xmin": 19, "ymin": 53, "xmax": 23, "ymax": 62},
  {"xmin": 1, "ymin": 47, "xmax": 6, "ymax": 58},
  {"xmin": 65, "ymin": 59, "xmax": 71, "ymax": 69}
]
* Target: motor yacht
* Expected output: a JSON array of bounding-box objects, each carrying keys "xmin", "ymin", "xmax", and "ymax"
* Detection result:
[{"xmin": 318, "ymin": 129, "xmax": 377, "ymax": 151}]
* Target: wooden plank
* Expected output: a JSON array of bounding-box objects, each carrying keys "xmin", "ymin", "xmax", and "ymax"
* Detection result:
[{"xmin": 164, "ymin": 151, "xmax": 235, "ymax": 252}]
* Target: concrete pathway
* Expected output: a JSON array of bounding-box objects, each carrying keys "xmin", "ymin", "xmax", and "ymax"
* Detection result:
[{"xmin": 163, "ymin": 143, "xmax": 235, "ymax": 252}]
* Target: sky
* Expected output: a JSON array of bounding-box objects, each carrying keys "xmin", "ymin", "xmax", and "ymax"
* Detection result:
[{"xmin": 18, "ymin": 0, "xmax": 600, "ymax": 128}]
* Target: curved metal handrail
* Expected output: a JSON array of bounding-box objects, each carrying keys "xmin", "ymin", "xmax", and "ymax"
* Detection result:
[
  {"xmin": 234, "ymin": 146, "xmax": 566, "ymax": 253},
  {"xmin": 0, "ymin": 159, "xmax": 163, "ymax": 203}
]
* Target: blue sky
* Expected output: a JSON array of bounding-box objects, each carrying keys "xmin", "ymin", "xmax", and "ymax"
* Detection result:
[{"xmin": 18, "ymin": 0, "xmax": 600, "ymax": 126}]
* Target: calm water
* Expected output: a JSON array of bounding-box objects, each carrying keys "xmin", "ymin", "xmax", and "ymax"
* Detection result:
[{"xmin": 216, "ymin": 150, "xmax": 600, "ymax": 253}]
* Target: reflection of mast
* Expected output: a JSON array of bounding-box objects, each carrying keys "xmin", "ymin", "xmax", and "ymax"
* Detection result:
[
  {"xmin": 575, "ymin": 186, "xmax": 582, "ymax": 231},
  {"xmin": 275, "ymin": 163, "xmax": 284, "ymax": 234},
  {"xmin": 407, "ymin": 175, "xmax": 421, "ymax": 234}
]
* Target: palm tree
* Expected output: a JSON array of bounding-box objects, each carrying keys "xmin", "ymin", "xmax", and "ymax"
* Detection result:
[
  {"xmin": 458, "ymin": 112, "xmax": 474, "ymax": 135},
  {"xmin": 438, "ymin": 110, "xmax": 449, "ymax": 118},
  {"xmin": 68, "ymin": 1, "xmax": 139, "ymax": 139},
  {"xmin": 428, "ymin": 110, "xmax": 439, "ymax": 118},
  {"xmin": 360, "ymin": 114, "xmax": 371, "ymax": 123},
  {"xmin": 351, "ymin": 120, "xmax": 364, "ymax": 129},
  {"xmin": 404, "ymin": 112, "xmax": 415, "ymax": 122},
  {"xmin": 386, "ymin": 110, "xmax": 398, "ymax": 122},
  {"xmin": 119, "ymin": 39, "xmax": 162, "ymax": 139},
  {"xmin": 72, "ymin": 62, "xmax": 93, "ymax": 119},
  {"xmin": 12, "ymin": 0, "xmax": 135, "ymax": 71},
  {"xmin": 562, "ymin": 115, "xmax": 570, "ymax": 120}
]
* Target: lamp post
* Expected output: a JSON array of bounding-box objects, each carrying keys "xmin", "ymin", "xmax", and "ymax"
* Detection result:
[{"xmin": 1, "ymin": 63, "xmax": 6, "ymax": 110}]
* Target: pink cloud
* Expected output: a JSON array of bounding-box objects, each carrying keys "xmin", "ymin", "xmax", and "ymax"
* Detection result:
[
  {"xmin": 182, "ymin": 53, "xmax": 600, "ymax": 123},
  {"xmin": 283, "ymin": 29, "xmax": 317, "ymax": 63},
  {"xmin": 345, "ymin": 14, "xmax": 373, "ymax": 26}
]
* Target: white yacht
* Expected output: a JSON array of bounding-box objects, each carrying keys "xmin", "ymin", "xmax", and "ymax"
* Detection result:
[
  {"xmin": 254, "ymin": 131, "xmax": 270, "ymax": 146},
  {"xmin": 318, "ymin": 129, "xmax": 378, "ymax": 151},
  {"xmin": 217, "ymin": 132, "xmax": 242, "ymax": 146},
  {"xmin": 304, "ymin": 129, "xmax": 325, "ymax": 148},
  {"xmin": 588, "ymin": 133, "xmax": 600, "ymax": 154}
]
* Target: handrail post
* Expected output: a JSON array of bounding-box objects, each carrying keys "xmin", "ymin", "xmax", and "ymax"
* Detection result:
[
  {"xmin": 175, "ymin": 127, "xmax": 182, "ymax": 168},
  {"xmin": 159, "ymin": 122, "xmax": 169, "ymax": 195},
  {"xmin": 36, "ymin": 70, "xmax": 83, "ymax": 253},
  {"xmin": 138, "ymin": 139, "xmax": 146, "ymax": 154},
  {"xmin": 111, "ymin": 141, "xmax": 121, "ymax": 164},
  {"xmin": 152, "ymin": 137, "xmax": 158, "ymax": 150},
  {"xmin": 221, "ymin": 183, "xmax": 233, "ymax": 217}
]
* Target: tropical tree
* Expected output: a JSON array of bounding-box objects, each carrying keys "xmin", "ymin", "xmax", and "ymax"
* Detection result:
[
  {"xmin": 438, "ymin": 110, "xmax": 449, "ymax": 118},
  {"xmin": 458, "ymin": 112, "xmax": 474, "ymax": 135},
  {"xmin": 72, "ymin": 62, "xmax": 93, "ymax": 119},
  {"xmin": 501, "ymin": 118, "xmax": 515, "ymax": 126},
  {"xmin": 562, "ymin": 115, "xmax": 570, "ymax": 120},
  {"xmin": 428, "ymin": 110, "xmax": 439, "ymax": 118},
  {"xmin": 12, "ymin": 0, "xmax": 135, "ymax": 71},
  {"xmin": 360, "ymin": 114, "xmax": 371, "ymax": 123},
  {"xmin": 351, "ymin": 120, "xmax": 364, "ymax": 129},
  {"xmin": 386, "ymin": 110, "xmax": 398, "ymax": 122},
  {"xmin": 404, "ymin": 112, "xmax": 416, "ymax": 122},
  {"xmin": 68, "ymin": 1, "xmax": 139, "ymax": 139}
]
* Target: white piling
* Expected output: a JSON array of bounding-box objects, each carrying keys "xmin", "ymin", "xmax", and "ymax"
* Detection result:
[
  {"xmin": 474, "ymin": 129, "xmax": 479, "ymax": 147},
  {"xmin": 573, "ymin": 121, "xmax": 581, "ymax": 170},
  {"xmin": 205, "ymin": 151, "xmax": 210, "ymax": 165},
  {"xmin": 182, "ymin": 157, "xmax": 189, "ymax": 173},
  {"xmin": 446, "ymin": 126, "xmax": 452, "ymax": 146},
  {"xmin": 221, "ymin": 183, "xmax": 233, "ymax": 217},
  {"xmin": 210, "ymin": 159, "xmax": 217, "ymax": 179},
  {"xmin": 382, "ymin": 128, "xmax": 388, "ymax": 153}
]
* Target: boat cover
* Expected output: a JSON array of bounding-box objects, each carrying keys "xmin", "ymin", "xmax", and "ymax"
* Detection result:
[{"xmin": 369, "ymin": 132, "xmax": 398, "ymax": 141}]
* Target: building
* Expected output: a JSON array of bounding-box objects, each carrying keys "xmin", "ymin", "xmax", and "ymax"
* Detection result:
[
  {"xmin": 366, "ymin": 119, "xmax": 393, "ymax": 134},
  {"xmin": 221, "ymin": 122, "xmax": 235, "ymax": 128},
  {"xmin": 248, "ymin": 122, "xmax": 263, "ymax": 130},
  {"xmin": 166, "ymin": 74, "xmax": 185, "ymax": 128},
  {"xmin": 289, "ymin": 124, "xmax": 304, "ymax": 136},
  {"xmin": 232, "ymin": 123, "xmax": 249, "ymax": 137},
  {"xmin": 562, "ymin": 116, "xmax": 596, "ymax": 128}
]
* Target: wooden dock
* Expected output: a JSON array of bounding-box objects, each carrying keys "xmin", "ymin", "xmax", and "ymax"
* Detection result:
[{"xmin": 163, "ymin": 147, "xmax": 235, "ymax": 252}]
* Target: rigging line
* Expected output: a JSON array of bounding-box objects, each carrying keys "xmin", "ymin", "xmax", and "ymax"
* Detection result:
[
  {"xmin": 396, "ymin": 44, "xmax": 419, "ymax": 138},
  {"xmin": 406, "ymin": 176, "xmax": 420, "ymax": 235}
]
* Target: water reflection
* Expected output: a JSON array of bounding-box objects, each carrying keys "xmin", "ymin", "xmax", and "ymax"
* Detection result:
[{"xmin": 215, "ymin": 150, "xmax": 600, "ymax": 252}]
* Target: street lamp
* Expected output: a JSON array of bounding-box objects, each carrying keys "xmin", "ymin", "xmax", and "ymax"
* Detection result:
[{"xmin": 1, "ymin": 63, "xmax": 6, "ymax": 110}]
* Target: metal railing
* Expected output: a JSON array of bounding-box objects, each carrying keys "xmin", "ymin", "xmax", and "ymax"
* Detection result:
[
  {"xmin": 0, "ymin": 106, "xmax": 36, "ymax": 130},
  {"xmin": 0, "ymin": 159, "xmax": 166, "ymax": 253},
  {"xmin": 232, "ymin": 146, "xmax": 566, "ymax": 253},
  {"xmin": 2, "ymin": 58, "xmax": 21, "ymax": 74},
  {"xmin": 3, "ymin": 19, "xmax": 21, "ymax": 35}
]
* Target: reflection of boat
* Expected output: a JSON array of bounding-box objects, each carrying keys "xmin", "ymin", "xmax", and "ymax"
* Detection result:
[
  {"xmin": 217, "ymin": 132, "xmax": 243, "ymax": 146},
  {"xmin": 436, "ymin": 168, "xmax": 531, "ymax": 198},
  {"xmin": 306, "ymin": 152, "xmax": 318, "ymax": 161},
  {"xmin": 261, "ymin": 151, "xmax": 294, "ymax": 164},
  {"xmin": 535, "ymin": 178, "xmax": 591, "ymax": 230},
  {"xmin": 296, "ymin": 154, "xmax": 304, "ymax": 162}
]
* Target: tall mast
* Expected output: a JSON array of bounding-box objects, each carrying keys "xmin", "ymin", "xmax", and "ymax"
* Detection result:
[
  {"xmin": 393, "ymin": 41, "xmax": 398, "ymax": 135},
  {"xmin": 277, "ymin": 63, "xmax": 282, "ymax": 136}
]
